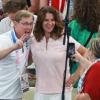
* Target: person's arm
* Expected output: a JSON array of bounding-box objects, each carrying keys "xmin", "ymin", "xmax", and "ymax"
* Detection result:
[
  {"xmin": 0, "ymin": 39, "xmax": 23, "ymax": 59},
  {"xmin": 75, "ymin": 93, "xmax": 91, "ymax": 100},
  {"xmin": 66, "ymin": 46, "xmax": 87, "ymax": 86},
  {"xmin": 72, "ymin": 46, "xmax": 91, "ymax": 77},
  {"xmin": 73, "ymin": 51, "xmax": 92, "ymax": 68},
  {"xmin": 73, "ymin": 46, "xmax": 87, "ymax": 76}
]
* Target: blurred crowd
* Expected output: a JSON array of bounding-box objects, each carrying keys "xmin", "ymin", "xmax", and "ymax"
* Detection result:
[{"xmin": 0, "ymin": 0, "xmax": 100, "ymax": 100}]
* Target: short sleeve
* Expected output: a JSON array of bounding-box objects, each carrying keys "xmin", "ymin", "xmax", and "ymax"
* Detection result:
[
  {"xmin": 83, "ymin": 62, "xmax": 100, "ymax": 99},
  {"xmin": 69, "ymin": 36, "xmax": 81, "ymax": 50},
  {"xmin": 0, "ymin": 34, "xmax": 12, "ymax": 49}
]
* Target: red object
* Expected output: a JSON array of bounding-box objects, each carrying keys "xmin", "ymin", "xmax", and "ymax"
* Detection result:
[
  {"xmin": 52, "ymin": 0, "xmax": 59, "ymax": 11},
  {"xmin": 51, "ymin": 0, "xmax": 66, "ymax": 12},
  {"xmin": 82, "ymin": 62, "xmax": 100, "ymax": 100},
  {"xmin": 61, "ymin": 0, "xmax": 65, "ymax": 12}
]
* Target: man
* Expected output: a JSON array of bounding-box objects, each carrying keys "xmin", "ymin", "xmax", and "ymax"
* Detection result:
[
  {"xmin": 0, "ymin": 0, "xmax": 28, "ymax": 34},
  {"xmin": 0, "ymin": 10, "xmax": 33, "ymax": 100}
]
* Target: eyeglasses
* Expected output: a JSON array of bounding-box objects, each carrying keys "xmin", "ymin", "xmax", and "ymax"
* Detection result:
[{"xmin": 19, "ymin": 22, "xmax": 33, "ymax": 26}]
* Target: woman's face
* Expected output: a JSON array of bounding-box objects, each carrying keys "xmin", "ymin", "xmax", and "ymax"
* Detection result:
[{"xmin": 42, "ymin": 13, "xmax": 55, "ymax": 34}]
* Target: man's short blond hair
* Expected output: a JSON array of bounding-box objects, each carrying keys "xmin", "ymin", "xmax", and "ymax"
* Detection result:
[{"xmin": 15, "ymin": 10, "xmax": 33, "ymax": 22}]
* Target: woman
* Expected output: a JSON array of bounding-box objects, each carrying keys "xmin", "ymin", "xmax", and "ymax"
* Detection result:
[
  {"xmin": 73, "ymin": 38, "xmax": 100, "ymax": 100},
  {"xmin": 68, "ymin": 0, "xmax": 100, "ymax": 87},
  {"xmin": 31, "ymin": 7, "xmax": 86, "ymax": 100}
]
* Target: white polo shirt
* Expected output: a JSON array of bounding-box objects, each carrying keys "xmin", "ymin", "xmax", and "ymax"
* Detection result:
[
  {"xmin": 0, "ymin": 29, "xmax": 30, "ymax": 99},
  {"xmin": 31, "ymin": 35, "xmax": 81, "ymax": 94},
  {"xmin": 0, "ymin": 17, "xmax": 13, "ymax": 34}
]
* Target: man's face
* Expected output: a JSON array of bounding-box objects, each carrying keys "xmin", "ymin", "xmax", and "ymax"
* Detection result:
[{"xmin": 14, "ymin": 16, "xmax": 33, "ymax": 40}]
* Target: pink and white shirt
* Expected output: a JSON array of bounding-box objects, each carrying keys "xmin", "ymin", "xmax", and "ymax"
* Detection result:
[{"xmin": 31, "ymin": 35, "xmax": 81, "ymax": 94}]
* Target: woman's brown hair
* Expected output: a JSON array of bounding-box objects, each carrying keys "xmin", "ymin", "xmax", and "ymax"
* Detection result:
[
  {"xmin": 73, "ymin": 0, "xmax": 100, "ymax": 33},
  {"xmin": 33, "ymin": 6, "xmax": 64, "ymax": 42}
]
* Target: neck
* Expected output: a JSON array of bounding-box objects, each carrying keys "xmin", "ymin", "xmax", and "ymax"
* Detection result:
[
  {"xmin": 45, "ymin": 32, "xmax": 50, "ymax": 43},
  {"xmin": 45, "ymin": 32, "xmax": 50, "ymax": 39},
  {"xmin": 14, "ymin": 28, "xmax": 21, "ymax": 39}
]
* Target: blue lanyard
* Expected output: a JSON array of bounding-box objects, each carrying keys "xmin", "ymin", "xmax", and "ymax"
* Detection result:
[
  {"xmin": 11, "ymin": 31, "xmax": 29, "ymax": 51},
  {"xmin": 11, "ymin": 31, "xmax": 17, "ymax": 43}
]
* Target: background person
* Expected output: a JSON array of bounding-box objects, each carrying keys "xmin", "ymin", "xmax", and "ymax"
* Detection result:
[
  {"xmin": 0, "ymin": 0, "xmax": 28, "ymax": 34},
  {"xmin": 68, "ymin": 0, "xmax": 100, "ymax": 88},
  {"xmin": 0, "ymin": 10, "xmax": 33, "ymax": 100},
  {"xmin": 30, "ymin": 6, "xmax": 86, "ymax": 100},
  {"xmin": 72, "ymin": 38, "xmax": 100, "ymax": 100}
]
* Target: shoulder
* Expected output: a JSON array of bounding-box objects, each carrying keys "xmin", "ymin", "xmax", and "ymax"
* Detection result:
[
  {"xmin": 0, "ymin": 17, "xmax": 12, "ymax": 33},
  {"xmin": 0, "ymin": 31, "xmax": 11, "ymax": 39},
  {"xmin": 68, "ymin": 19, "xmax": 80, "ymax": 28},
  {"xmin": 68, "ymin": 19, "xmax": 81, "ymax": 37},
  {"xmin": 30, "ymin": 35, "xmax": 37, "ymax": 45},
  {"xmin": 69, "ymin": 36, "xmax": 82, "ymax": 50},
  {"xmin": 82, "ymin": 62, "xmax": 100, "ymax": 99},
  {"xmin": 90, "ymin": 61, "xmax": 100, "ymax": 73},
  {"xmin": 0, "ymin": 17, "xmax": 11, "ymax": 23},
  {"xmin": 0, "ymin": 32, "xmax": 12, "ymax": 48},
  {"xmin": 0, "ymin": 31, "xmax": 12, "ymax": 44},
  {"xmin": 85, "ymin": 61, "xmax": 100, "ymax": 82},
  {"xmin": 69, "ymin": 36, "xmax": 81, "ymax": 45}
]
